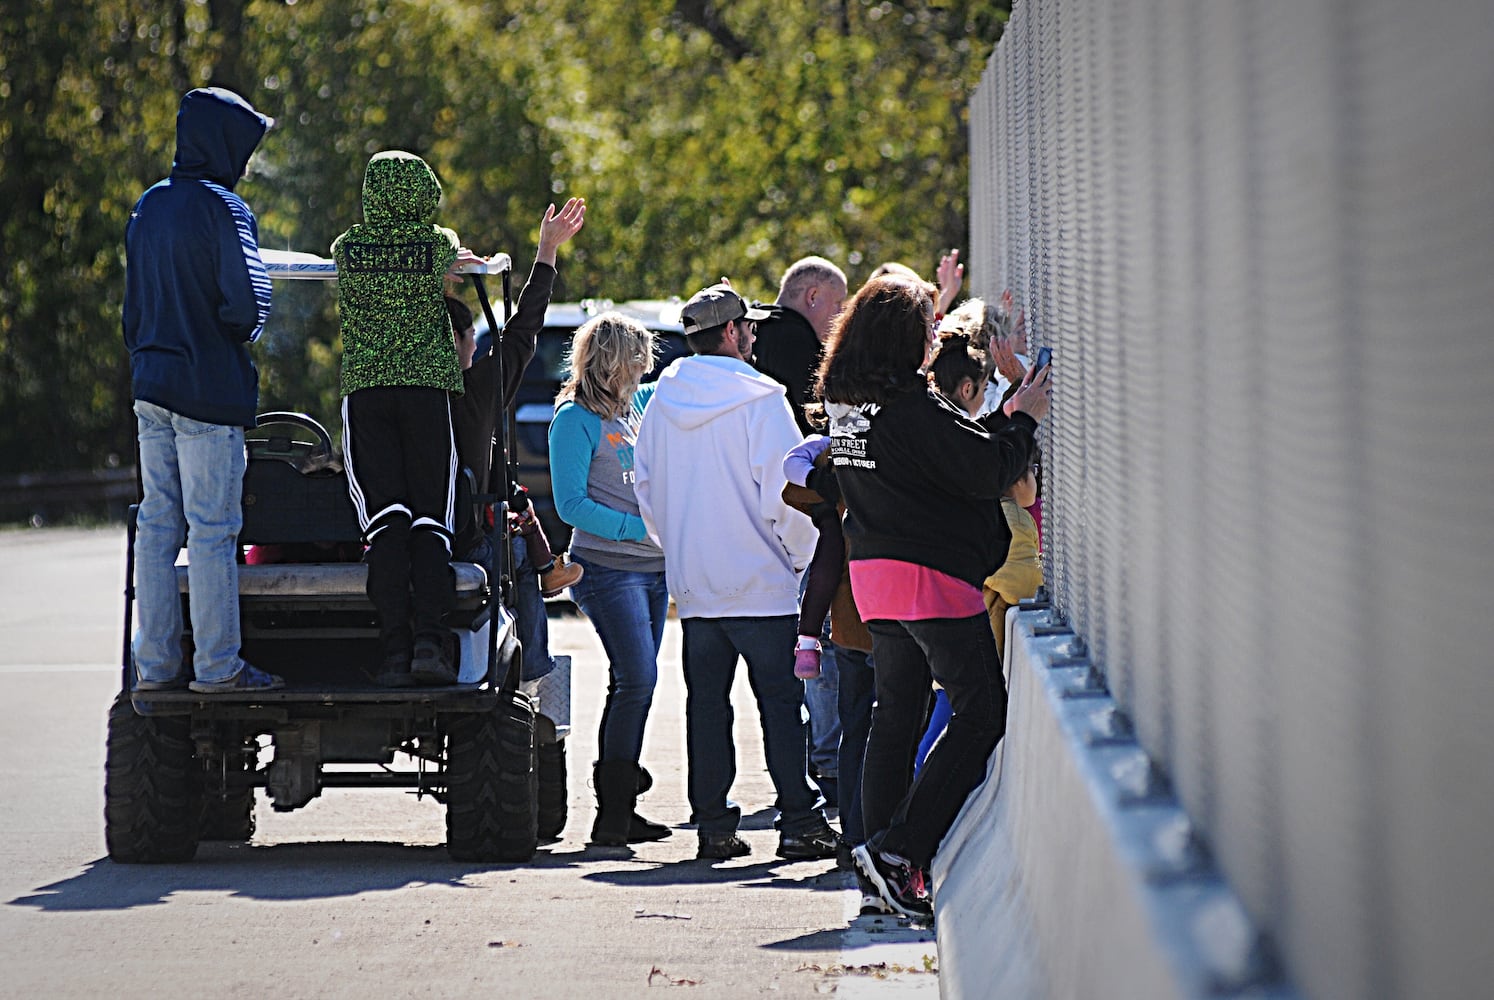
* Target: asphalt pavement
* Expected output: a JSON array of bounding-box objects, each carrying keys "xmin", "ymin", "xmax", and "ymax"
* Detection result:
[{"xmin": 0, "ymin": 526, "xmax": 936, "ymax": 998}]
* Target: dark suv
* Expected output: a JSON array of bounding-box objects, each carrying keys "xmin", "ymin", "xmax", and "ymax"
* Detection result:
[{"xmin": 486, "ymin": 299, "xmax": 688, "ymax": 551}]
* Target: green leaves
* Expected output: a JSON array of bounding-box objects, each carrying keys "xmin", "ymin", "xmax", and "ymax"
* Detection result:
[{"xmin": 0, "ymin": 0, "xmax": 1007, "ymax": 475}]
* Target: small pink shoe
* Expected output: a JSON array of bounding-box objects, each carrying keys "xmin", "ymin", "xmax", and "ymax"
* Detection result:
[{"xmin": 794, "ymin": 636, "xmax": 822, "ymax": 680}]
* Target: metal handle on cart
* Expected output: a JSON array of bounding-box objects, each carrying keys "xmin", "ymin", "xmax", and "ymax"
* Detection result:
[{"xmin": 469, "ymin": 272, "xmax": 516, "ymax": 691}]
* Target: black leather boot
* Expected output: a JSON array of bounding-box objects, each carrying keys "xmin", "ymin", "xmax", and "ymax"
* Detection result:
[
  {"xmin": 629, "ymin": 763, "xmax": 670, "ymax": 842},
  {"xmin": 591, "ymin": 761, "xmax": 672, "ymax": 845},
  {"xmin": 590, "ymin": 760, "xmax": 637, "ymax": 846}
]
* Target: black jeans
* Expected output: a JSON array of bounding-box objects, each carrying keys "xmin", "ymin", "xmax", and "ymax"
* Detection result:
[
  {"xmin": 861, "ymin": 614, "xmax": 1008, "ymax": 868},
  {"xmin": 835, "ymin": 644, "xmax": 875, "ymax": 845},
  {"xmin": 680, "ymin": 615, "xmax": 824, "ymax": 836}
]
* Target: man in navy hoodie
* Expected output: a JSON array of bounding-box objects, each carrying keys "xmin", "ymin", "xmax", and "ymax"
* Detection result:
[{"xmin": 124, "ymin": 87, "xmax": 283, "ymax": 693}]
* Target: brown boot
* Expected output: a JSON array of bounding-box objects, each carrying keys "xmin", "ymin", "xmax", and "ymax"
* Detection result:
[{"xmin": 540, "ymin": 554, "xmax": 584, "ymax": 598}]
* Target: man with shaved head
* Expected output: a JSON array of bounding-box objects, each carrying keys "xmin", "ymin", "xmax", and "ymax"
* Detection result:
[{"xmin": 751, "ymin": 256, "xmax": 848, "ymax": 436}]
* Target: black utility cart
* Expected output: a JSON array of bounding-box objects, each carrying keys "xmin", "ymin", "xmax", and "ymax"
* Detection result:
[{"xmin": 106, "ymin": 252, "xmax": 570, "ymax": 863}]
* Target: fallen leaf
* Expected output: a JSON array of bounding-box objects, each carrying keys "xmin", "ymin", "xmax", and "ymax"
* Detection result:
[
  {"xmin": 647, "ymin": 965, "xmax": 701, "ymax": 987},
  {"xmin": 634, "ymin": 908, "xmax": 693, "ymax": 920}
]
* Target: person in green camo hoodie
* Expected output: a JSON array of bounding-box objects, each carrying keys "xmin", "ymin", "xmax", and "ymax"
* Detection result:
[{"xmin": 333, "ymin": 149, "xmax": 481, "ymax": 688}]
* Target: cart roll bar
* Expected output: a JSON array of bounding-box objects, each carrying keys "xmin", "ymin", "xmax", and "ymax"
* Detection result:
[
  {"xmin": 260, "ymin": 249, "xmax": 513, "ymax": 280},
  {"xmin": 469, "ymin": 272, "xmax": 516, "ymax": 690}
]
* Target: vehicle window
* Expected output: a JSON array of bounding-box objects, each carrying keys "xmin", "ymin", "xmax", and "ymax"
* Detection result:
[
  {"xmin": 521, "ymin": 329, "xmax": 689, "ymax": 389},
  {"xmin": 649, "ymin": 334, "xmax": 689, "ymax": 382},
  {"xmin": 529, "ymin": 328, "xmax": 575, "ymax": 385}
]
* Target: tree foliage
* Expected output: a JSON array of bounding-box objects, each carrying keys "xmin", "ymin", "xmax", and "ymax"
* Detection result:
[{"xmin": 0, "ymin": 0, "xmax": 1007, "ymax": 474}]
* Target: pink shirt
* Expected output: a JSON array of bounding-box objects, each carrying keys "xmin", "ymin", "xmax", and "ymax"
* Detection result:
[
  {"xmin": 849, "ymin": 558, "xmax": 986, "ymax": 621},
  {"xmin": 1026, "ymin": 497, "xmax": 1043, "ymax": 546}
]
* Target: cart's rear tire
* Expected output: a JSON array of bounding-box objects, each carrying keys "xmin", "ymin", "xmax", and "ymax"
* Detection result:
[
  {"xmin": 534, "ymin": 720, "xmax": 561, "ymax": 837},
  {"xmin": 105, "ymin": 693, "xmax": 201, "ymax": 863},
  {"xmin": 445, "ymin": 691, "xmax": 538, "ymax": 861},
  {"xmin": 199, "ymin": 787, "xmax": 256, "ymax": 841},
  {"xmin": 199, "ymin": 759, "xmax": 257, "ymax": 842}
]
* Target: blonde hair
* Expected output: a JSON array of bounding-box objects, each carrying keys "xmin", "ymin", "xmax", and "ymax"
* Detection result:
[
  {"xmin": 556, "ymin": 312, "xmax": 656, "ymax": 420},
  {"xmin": 940, "ymin": 297, "xmax": 1005, "ymax": 351}
]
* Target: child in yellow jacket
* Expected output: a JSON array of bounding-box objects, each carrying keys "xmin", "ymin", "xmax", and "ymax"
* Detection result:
[{"xmin": 983, "ymin": 461, "xmax": 1042, "ymax": 658}]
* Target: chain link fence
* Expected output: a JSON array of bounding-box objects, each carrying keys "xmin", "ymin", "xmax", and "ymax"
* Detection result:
[{"xmin": 970, "ymin": 2, "xmax": 1494, "ymax": 997}]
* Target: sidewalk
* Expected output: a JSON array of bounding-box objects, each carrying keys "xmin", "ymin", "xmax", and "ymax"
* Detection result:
[
  {"xmin": 543, "ymin": 602, "xmax": 940, "ymax": 996},
  {"xmin": 0, "ymin": 526, "xmax": 939, "ymax": 999}
]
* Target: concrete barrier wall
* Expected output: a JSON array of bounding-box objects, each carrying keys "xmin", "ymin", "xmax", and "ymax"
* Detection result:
[
  {"xmin": 960, "ymin": 2, "xmax": 1494, "ymax": 997},
  {"xmin": 934, "ymin": 608, "xmax": 1295, "ymax": 999}
]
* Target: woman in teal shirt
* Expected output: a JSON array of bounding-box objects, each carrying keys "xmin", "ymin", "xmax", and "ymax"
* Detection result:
[{"xmin": 549, "ymin": 313, "xmax": 670, "ymax": 847}]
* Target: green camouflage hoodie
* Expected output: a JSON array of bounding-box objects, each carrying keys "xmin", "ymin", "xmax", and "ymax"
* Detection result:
[{"xmin": 333, "ymin": 150, "xmax": 462, "ymax": 396}]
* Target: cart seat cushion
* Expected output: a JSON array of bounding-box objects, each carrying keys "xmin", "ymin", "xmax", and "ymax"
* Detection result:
[{"xmin": 175, "ymin": 561, "xmax": 488, "ymax": 597}]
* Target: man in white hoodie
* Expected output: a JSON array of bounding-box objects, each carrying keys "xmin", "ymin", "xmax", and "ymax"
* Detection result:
[{"xmin": 634, "ymin": 283, "xmax": 837, "ymax": 861}]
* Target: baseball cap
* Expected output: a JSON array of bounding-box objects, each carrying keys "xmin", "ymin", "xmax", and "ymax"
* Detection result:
[{"xmin": 680, "ymin": 283, "xmax": 770, "ymax": 335}]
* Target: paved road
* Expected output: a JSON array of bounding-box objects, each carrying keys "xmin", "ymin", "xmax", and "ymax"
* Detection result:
[{"xmin": 0, "ymin": 527, "xmax": 936, "ymax": 999}]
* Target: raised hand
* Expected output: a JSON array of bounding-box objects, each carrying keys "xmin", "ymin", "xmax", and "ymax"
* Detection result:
[
  {"xmin": 1007, "ymin": 361, "xmax": 1051, "ymax": 422},
  {"xmin": 990, "ymin": 329, "xmax": 1026, "ymax": 383},
  {"xmin": 936, "ymin": 249, "xmax": 964, "ymax": 314},
  {"xmin": 446, "ymin": 246, "xmax": 486, "ymax": 279},
  {"xmin": 537, "ymin": 197, "xmax": 587, "ymax": 265}
]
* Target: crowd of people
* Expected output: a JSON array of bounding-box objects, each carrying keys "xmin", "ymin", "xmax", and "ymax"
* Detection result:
[
  {"xmin": 123, "ymin": 86, "xmax": 1052, "ymax": 924},
  {"xmin": 558, "ymin": 264, "xmax": 1051, "ymax": 917}
]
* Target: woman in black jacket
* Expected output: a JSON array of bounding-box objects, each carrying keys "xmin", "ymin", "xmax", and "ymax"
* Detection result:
[{"xmin": 817, "ymin": 274, "xmax": 1051, "ymax": 919}]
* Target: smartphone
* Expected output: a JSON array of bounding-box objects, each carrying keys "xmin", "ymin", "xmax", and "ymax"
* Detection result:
[{"xmin": 1033, "ymin": 346, "xmax": 1052, "ymax": 372}]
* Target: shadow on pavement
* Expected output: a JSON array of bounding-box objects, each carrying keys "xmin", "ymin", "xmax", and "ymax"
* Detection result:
[
  {"xmin": 765, "ymin": 915, "xmax": 936, "ymax": 953},
  {"xmin": 581, "ymin": 856, "xmax": 851, "ymax": 894},
  {"xmin": 737, "ymin": 806, "xmax": 780, "ymax": 831},
  {"xmin": 8, "ymin": 841, "xmax": 527, "ymax": 912},
  {"xmin": 11, "ymin": 837, "xmax": 855, "ymax": 912}
]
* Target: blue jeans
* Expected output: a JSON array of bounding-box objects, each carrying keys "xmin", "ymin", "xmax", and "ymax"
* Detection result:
[
  {"xmin": 510, "ymin": 535, "xmax": 556, "ymax": 681},
  {"xmin": 569, "ymin": 555, "xmax": 668, "ymax": 763},
  {"xmin": 805, "ymin": 619, "xmax": 841, "ymax": 779},
  {"xmin": 680, "ymin": 615, "xmax": 825, "ymax": 836},
  {"xmin": 862, "ymin": 614, "xmax": 1008, "ymax": 869},
  {"xmin": 131, "ymin": 400, "xmax": 247, "ymax": 686},
  {"xmin": 461, "ymin": 530, "xmax": 555, "ymax": 682}
]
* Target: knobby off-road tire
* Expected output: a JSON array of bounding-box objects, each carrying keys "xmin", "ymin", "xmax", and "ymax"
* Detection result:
[
  {"xmin": 198, "ymin": 748, "xmax": 257, "ymax": 842},
  {"xmin": 536, "ymin": 732, "xmax": 567, "ymax": 840},
  {"xmin": 105, "ymin": 693, "xmax": 201, "ymax": 863},
  {"xmin": 199, "ymin": 787, "xmax": 255, "ymax": 841},
  {"xmin": 445, "ymin": 691, "xmax": 539, "ymax": 862}
]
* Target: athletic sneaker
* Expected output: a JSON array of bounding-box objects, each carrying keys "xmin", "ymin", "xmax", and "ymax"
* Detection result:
[
  {"xmin": 776, "ymin": 819, "xmax": 839, "ymax": 860},
  {"xmin": 854, "ymin": 867, "xmax": 893, "ymax": 915},
  {"xmin": 372, "ymin": 649, "xmax": 415, "ymax": 688},
  {"xmin": 188, "ymin": 663, "xmax": 286, "ymax": 693},
  {"xmin": 853, "ymin": 844, "xmax": 933, "ymax": 920},
  {"xmin": 697, "ymin": 832, "xmax": 751, "ymax": 859},
  {"xmin": 410, "ymin": 637, "xmax": 457, "ymax": 686}
]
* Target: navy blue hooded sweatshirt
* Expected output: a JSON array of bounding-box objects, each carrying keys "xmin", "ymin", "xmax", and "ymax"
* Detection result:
[{"xmin": 124, "ymin": 88, "xmax": 273, "ymax": 427}]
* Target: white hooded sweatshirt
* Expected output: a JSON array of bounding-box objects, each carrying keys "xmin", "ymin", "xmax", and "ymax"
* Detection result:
[{"xmin": 634, "ymin": 354, "xmax": 816, "ymax": 619}]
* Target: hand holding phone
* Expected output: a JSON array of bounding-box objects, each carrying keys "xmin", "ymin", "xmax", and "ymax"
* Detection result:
[
  {"xmin": 1032, "ymin": 346, "xmax": 1052, "ymax": 373},
  {"xmin": 1010, "ymin": 356, "xmax": 1053, "ymax": 421}
]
